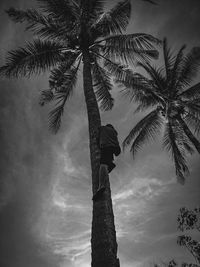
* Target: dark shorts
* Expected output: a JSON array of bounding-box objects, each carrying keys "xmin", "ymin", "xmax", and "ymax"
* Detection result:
[{"xmin": 100, "ymin": 146, "xmax": 121, "ymax": 165}]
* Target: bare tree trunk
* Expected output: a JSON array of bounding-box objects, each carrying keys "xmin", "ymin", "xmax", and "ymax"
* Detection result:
[{"xmin": 82, "ymin": 49, "xmax": 120, "ymax": 267}]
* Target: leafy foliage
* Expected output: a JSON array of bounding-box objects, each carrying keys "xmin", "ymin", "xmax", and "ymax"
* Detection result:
[
  {"xmin": 153, "ymin": 208, "xmax": 200, "ymax": 267},
  {"xmin": 92, "ymin": 62, "xmax": 114, "ymax": 111},
  {"xmin": 177, "ymin": 207, "xmax": 200, "ymax": 265},
  {"xmin": 0, "ymin": 40, "xmax": 65, "ymax": 77},
  {"xmin": 120, "ymin": 39, "xmax": 200, "ymax": 182},
  {"xmin": 178, "ymin": 207, "xmax": 200, "ymax": 233},
  {"xmin": 0, "ymin": 0, "xmax": 159, "ymax": 133},
  {"xmin": 103, "ymin": 33, "xmax": 160, "ymax": 64},
  {"xmin": 123, "ymin": 108, "xmax": 163, "ymax": 157},
  {"xmin": 91, "ymin": 0, "xmax": 131, "ymax": 36}
]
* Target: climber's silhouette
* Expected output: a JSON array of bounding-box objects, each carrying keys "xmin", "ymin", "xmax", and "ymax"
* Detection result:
[{"xmin": 93, "ymin": 124, "xmax": 121, "ymax": 201}]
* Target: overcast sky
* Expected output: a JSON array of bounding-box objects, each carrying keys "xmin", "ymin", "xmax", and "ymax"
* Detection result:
[{"xmin": 0, "ymin": 1, "xmax": 200, "ymax": 267}]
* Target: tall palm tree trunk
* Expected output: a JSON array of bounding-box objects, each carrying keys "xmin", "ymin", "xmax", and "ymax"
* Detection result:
[{"xmin": 82, "ymin": 49, "xmax": 119, "ymax": 267}]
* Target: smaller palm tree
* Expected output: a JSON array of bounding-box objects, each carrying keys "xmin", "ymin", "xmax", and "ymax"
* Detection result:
[{"xmin": 119, "ymin": 38, "xmax": 200, "ymax": 183}]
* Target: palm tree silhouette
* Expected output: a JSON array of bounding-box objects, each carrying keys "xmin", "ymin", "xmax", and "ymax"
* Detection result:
[
  {"xmin": 0, "ymin": 0, "xmax": 159, "ymax": 266},
  {"xmin": 120, "ymin": 38, "xmax": 200, "ymax": 183}
]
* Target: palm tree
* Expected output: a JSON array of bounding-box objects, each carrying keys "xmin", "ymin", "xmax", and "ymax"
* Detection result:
[
  {"xmin": 0, "ymin": 0, "xmax": 160, "ymax": 266},
  {"xmin": 120, "ymin": 38, "xmax": 200, "ymax": 183}
]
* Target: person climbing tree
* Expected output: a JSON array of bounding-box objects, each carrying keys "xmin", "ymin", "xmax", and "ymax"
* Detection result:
[{"xmin": 93, "ymin": 124, "xmax": 121, "ymax": 201}]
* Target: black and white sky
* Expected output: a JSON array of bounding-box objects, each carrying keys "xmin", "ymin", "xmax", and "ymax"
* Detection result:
[{"xmin": 0, "ymin": 1, "xmax": 200, "ymax": 267}]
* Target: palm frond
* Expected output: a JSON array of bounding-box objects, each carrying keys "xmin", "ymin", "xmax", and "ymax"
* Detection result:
[
  {"xmin": 48, "ymin": 65, "xmax": 79, "ymax": 133},
  {"xmin": 178, "ymin": 47, "xmax": 200, "ymax": 87},
  {"xmin": 48, "ymin": 105, "xmax": 64, "ymax": 133},
  {"xmin": 103, "ymin": 58, "xmax": 128, "ymax": 81},
  {"xmin": 91, "ymin": 0, "xmax": 131, "ymax": 36},
  {"xmin": 178, "ymin": 116, "xmax": 200, "ymax": 154},
  {"xmin": 183, "ymin": 101, "xmax": 200, "ymax": 119},
  {"xmin": 118, "ymin": 70, "xmax": 163, "ymax": 106},
  {"xmin": 91, "ymin": 49, "xmax": 131, "ymax": 82},
  {"xmin": 80, "ymin": 0, "xmax": 104, "ymax": 22},
  {"xmin": 137, "ymin": 61, "xmax": 166, "ymax": 94},
  {"xmin": 40, "ymin": 53, "xmax": 80, "ymax": 106},
  {"xmin": 133, "ymin": 93, "xmax": 160, "ymax": 112},
  {"xmin": 102, "ymin": 33, "xmax": 160, "ymax": 64},
  {"xmin": 129, "ymin": 109, "xmax": 163, "ymax": 157},
  {"xmin": 182, "ymin": 141, "xmax": 195, "ymax": 155},
  {"xmin": 123, "ymin": 108, "xmax": 162, "ymax": 150},
  {"xmin": 116, "ymin": 68, "xmax": 146, "ymax": 88},
  {"xmin": 140, "ymin": 0, "xmax": 158, "ymax": 4},
  {"xmin": 49, "ymin": 52, "xmax": 80, "ymax": 87},
  {"xmin": 184, "ymin": 112, "xmax": 200, "ymax": 135},
  {"xmin": 7, "ymin": 8, "xmax": 46, "ymax": 30},
  {"xmin": 39, "ymin": 89, "xmax": 54, "ymax": 106},
  {"xmin": 163, "ymin": 119, "xmax": 189, "ymax": 183},
  {"xmin": 133, "ymin": 102, "xmax": 153, "ymax": 114},
  {"xmin": 169, "ymin": 44, "xmax": 186, "ymax": 94},
  {"xmin": 36, "ymin": 19, "xmax": 77, "ymax": 42},
  {"xmin": 0, "ymin": 39, "xmax": 65, "ymax": 77},
  {"xmin": 92, "ymin": 61, "xmax": 113, "ymax": 111},
  {"xmin": 178, "ymin": 82, "xmax": 200, "ymax": 100},
  {"xmin": 93, "ymin": 51, "xmax": 154, "ymax": 107},
  {"xmin": 163, "ymin": 37, "xmax": 174, "ymax": 81},
  {"xmin": 6, "ymin": 7, "xmax": 75, "ymax": 41},
  {"xmin": 37, "ymin": 0, "xmax": 79, "ymax": 22}
]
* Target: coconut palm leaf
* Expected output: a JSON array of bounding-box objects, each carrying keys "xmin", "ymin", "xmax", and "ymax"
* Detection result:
[
  {"xmin": 49, "ymin": 52, "xmax": 81, "ymax": 87},
  {"xmin": 169, "ymin": 44, "xmax": 186, "ymax": 94},
  {"xmin": 137, "ymin": 61, "xmax": 166, "ymax": 93},
  {"xmin": 39, "ymin": 89, "xmax": 54, "ymax": 106},
  {"xmin": 80, "ymin": 0, "xmax": 104, "ymax": 22},
  {"xmin": 123, "ymin": 108, "xmax": 162, "ymax": 149},
  {"xmin": 178, "ymin": 82, "xmax": 200, "ymax": 100},
  {"xmin": 133, "ymin": 91, "xmax": 161, "ymax": 112},
  {"xmin": 91, "ymin": 0, "xmax": 131, "ymax": 36},
  {"xmin": 163, "ymin": 37, "xmax": 174, "ymax": 81},
  {"xmin": 0, "ymin": 40, "xmax": 65, "ymax": 77},
  {"xmin": 117, "ymin": 69, "xmax": 147, "ymax": 87},
  {"xmin": 92, "ymin": 62, "xmax": 114, "ymax": 111},
  {"xmin": 103, "ymin": 58, "xmax": 128, "ymax": 81},
  {"xmin": 184, "ymin": 101, "xmax": 200, "ymax": 118},
  {"xmin": 119, "ymin": 71, "xmax": 164, "ymax": 106},
  {"xmin": 102, "ymin": 33, "xmax": 160, "ymax": 64},
  {"xmin": 178, "ymin": 47, "xmax": 200, "ymax": 87},
  {"xmin": 128, "ymin": 109, "xmax": 163, "ymax": 157},
  {"xmin": 133, "ymin": 100, "xmax": 156, "ymax": 113},
  {"xmin": 48, "ymin": 105, "xmax": 64, "ymax": 133},
  {"xmin": 37, "ymin": 0, "xmax": 79, "ymax": 23},
  {"xmin": 184, "ymin": 112, "xmax": 200, "ymax": 135},
  {"xmin": 92, "ymin": 49, "xmax": 133, "ymax": 80},
  {"xmin": 48, "ymin": 65, "xmax": 79, "ymax": 133},
  {"xmin": 6, "ymin": 8, "xmax": 47, "ymax": 30},
  {"xmin": 91, "ymin": 49, "xmax": 134, "ymax": 84},
  {"xmin": 7, "ymin": 8, "xmax": 72, "ymax": 41},
  {"xmin": 163, "ymin": 119, "xmax": 189, "ymax": 183},
  {"xmin": 178, "ymin": 116, "xmax": 200, "ymax": 153},
  {"xmin": 141, "ymin": 0, "xmax": 158, "ymax": 4}
]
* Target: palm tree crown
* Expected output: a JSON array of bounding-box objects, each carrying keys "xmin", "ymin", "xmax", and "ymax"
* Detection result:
[
  {"xmin": 120, "ymin": 38, "xmax": 200, "ymax": 183},
  {"xmin": 0, "ymin": 0, "xmax": 159, "ymax": 133}
]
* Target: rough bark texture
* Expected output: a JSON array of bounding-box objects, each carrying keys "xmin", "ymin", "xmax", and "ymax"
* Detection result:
[{"xmin": 82, "ymin": 49, "xmax": 119, "ymax": 267}]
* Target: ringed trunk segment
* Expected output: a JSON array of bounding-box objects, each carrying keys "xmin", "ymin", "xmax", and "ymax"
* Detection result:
[
  {"xmin": 92, "ymin": 177, "xmax": 119, "ymax": 267},
  {"xmin": 82, "ymin": 50, "xmax": 119, "ymax": 267},
  {"xmin": 82, "ymin": 49, "xmax": 101, "ymax": 194}
]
